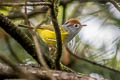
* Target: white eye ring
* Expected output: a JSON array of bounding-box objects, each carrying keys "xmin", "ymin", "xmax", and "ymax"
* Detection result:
[{"xmin": 73, "ymin": 24, "xmax": 79, "ymax": 28}]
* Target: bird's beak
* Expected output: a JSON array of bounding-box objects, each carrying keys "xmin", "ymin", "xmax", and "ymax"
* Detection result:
[
  {"xmin": 62, "ymin": 24, "xmax": 67, "ymax": 27},
  {"xmin": 62, "ymin": 24, "xmax": 65, "ymax": 27},
  {"xmin": 81, "ymin": 24, "xmax": 87, "ymax": 27}
]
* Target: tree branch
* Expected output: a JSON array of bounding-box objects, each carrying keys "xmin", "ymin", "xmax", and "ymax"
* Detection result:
[
  {"xmin": 0, "ymin": 2, "xmax": 51, "ymax": 6},
  {"xmin": 0, "ymin": 14, "xmax": 53, "ymax": 67},
  {"xmin": 50, "ymin": 1, "xmax": 62, "ymax": 70},
  {"xmin": 0, "ymin": 54, "xmax": 38, "ymax": 80},
  {"xmin": 62, "ymin": 4, "xmax": 67, "ymax": 24},
  {"xmin": 0, "ymin": 62, "xmax": 103, "ymax": 80},
  {"xmin": 0, "ymin": 14, "xmax": 37, "ymax": 61}
]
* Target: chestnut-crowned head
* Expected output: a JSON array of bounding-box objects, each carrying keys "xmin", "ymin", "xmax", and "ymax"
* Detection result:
[{"xmin": 62, "ymin": 18, "xmax": 86, "ymax": 42}]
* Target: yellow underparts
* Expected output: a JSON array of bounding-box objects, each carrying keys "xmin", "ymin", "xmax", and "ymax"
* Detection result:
[{"xmin": 37, "ymin": 29, "xmax": 68, "ymax": 45}]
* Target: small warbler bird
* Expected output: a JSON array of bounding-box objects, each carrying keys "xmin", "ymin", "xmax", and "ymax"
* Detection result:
[{"xmin": 37, "ymin": 18, "xmax": 86, "ymax": 45}]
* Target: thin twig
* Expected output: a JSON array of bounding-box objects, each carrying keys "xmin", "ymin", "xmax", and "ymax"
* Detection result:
[
  {"xmin": 65, "ymin": 45, "xmax": 120, "ymax": 74},
  {"xmin": 24, "ymin": 2, "xmax": 31, "ymax": 26},
  {"xmin": 50, "ymin": 1, "xmax": 62, "ymax": 70},
  {"xmin": 24, "ymin": 2, "xmax": 56, "ymax": 80},
  {"xmin": 0, "ymin": 2, "xmax": 51, "ymax": 6},
  {"xmin": 24, "ymin": 2, "xmax": 47, "ymax": 67},
  {"xmin": 62, "ymin": 4, "xmax": 66, "ymax": 24},
  {"xmin": 32, "ymin": 31, "xmax": 56, "ymax": 80},
  {"xmin": 18, "ymin": 24, "xmax": 34, "ymax": 29},
  {"xmin": 7, "ymin": 7, "xmax": 49, "ymax": 19}
]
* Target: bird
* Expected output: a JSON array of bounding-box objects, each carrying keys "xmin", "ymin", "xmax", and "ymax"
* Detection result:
[{"xmin": 37, "ymin": 18, "xmax": 86, "ymax": 45}]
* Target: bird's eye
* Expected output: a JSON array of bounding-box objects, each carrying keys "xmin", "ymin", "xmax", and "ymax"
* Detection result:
[{"xmin": 74, "ymin": 24, "xmax": 79, "ymax": 28}]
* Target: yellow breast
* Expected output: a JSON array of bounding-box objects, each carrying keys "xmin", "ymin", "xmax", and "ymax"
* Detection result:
[{"xmin": 37, "ymin": 29, "xmax": 68, "ymax": 45}]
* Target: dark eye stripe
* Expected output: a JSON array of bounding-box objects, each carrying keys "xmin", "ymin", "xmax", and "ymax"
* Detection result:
[{"xmin": 65, "ymin": 21, "xmax": 69, "ymax": 24}]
